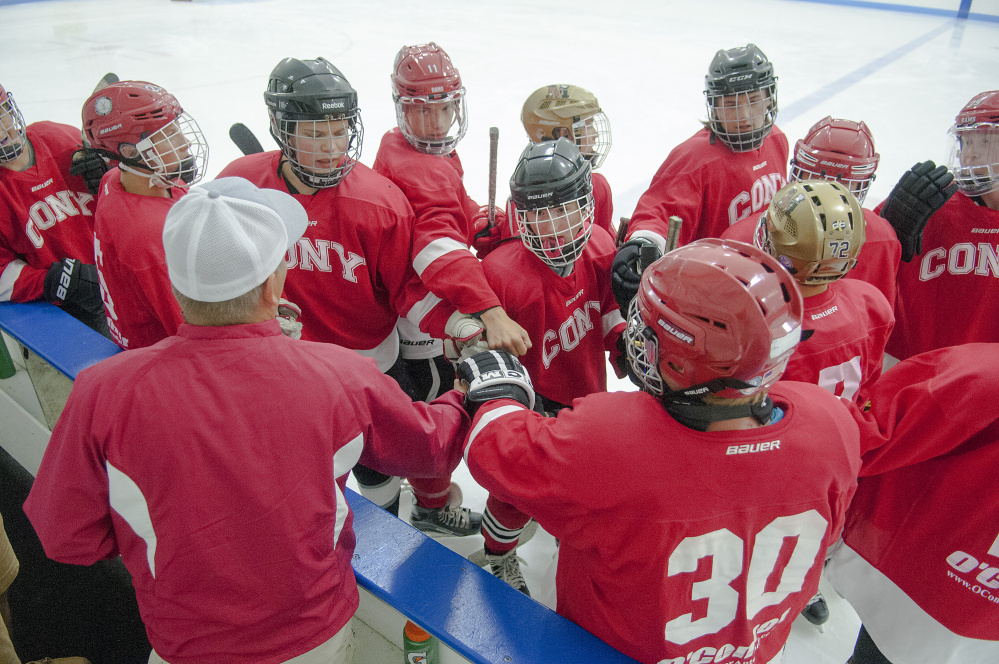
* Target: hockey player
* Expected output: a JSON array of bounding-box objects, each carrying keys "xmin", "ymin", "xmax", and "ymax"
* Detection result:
[
  {"xmin": 475, "ymin": 83, "xmax": 615, "ymax": 255},
  {"xmin": 372, "ymin": 43, "xmax": 515, "ymax": 535},
  {"xmin": 473, "ymin": 138, "xmax": 626, "ymax": 593},
  {"xmin": 827, "ymin": 343, "xmax": 999, "ymax": 663},
  {"xmin": 457, "ymin": 239, "xmax": 861, "ymax": 664},
  {"xmin": 24, "ymin": 177, "xmax": 472, "ymax": 664},
  {"xmin": 0, "ymin": 83, "xmax": 106, "ymax": 333},
  {"xmin": 82, "ymin": 80, "xmax": 209, "ymax": 349},
  {"xmin": 879, "ymin": 90, "xmax": 997, "ymax": 358},
  {"xmin": 218, "ymin": 57, "xmax": 479, "ymax": 531},
  {"xmin": 612, "ymin": 43, "xmax": 788, "ymax": 311},
  {"xmin": 743, "ymin": 180, "xmax": 893, "ymax": 409},
  {"xmin": 754, "ymin": 180, "xmax": 893, "ymax": 626},
  {"xmin": 785, "ymin": 117, "xmax": 899, "ymax": 307}
]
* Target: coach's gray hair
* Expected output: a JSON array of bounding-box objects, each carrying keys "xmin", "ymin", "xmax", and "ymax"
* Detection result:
[{"xmin": 173, "ymin": 282, "xmax": 265, "ymax": 327}]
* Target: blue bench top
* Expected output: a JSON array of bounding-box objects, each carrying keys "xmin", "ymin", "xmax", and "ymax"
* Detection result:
[
  {"xmin": 348, "ymin": 490, "xmax": 640, "ymax": 664},
  {"xmin": 0, "ymin": 301, "xmax": 120, "ymax": 379}
]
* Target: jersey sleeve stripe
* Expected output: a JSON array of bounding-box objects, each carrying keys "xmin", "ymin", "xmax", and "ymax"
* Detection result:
[
  {"xmin": 464, "ymin": 404, "xmax": 524, "ymax": 465},
  {"xmin": 602, "ymin": 309, "xmax": 626, "ymax": 338},
  {"xmin": 413, "ymin": 238, "xmax": 471, "ymax": 276},
  {"xmin": 0, "ymin": 259, "xmax": 27, "ymax": 302}
]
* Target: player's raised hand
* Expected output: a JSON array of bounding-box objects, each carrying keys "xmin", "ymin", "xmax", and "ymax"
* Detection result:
[
  {"xmin": 69, "ymin": 147, "xmax": 110, "ymax": 196},
  {"xmin": 478, "ymin": 306, "xmax": 531, "ymax": 357},
  {"xmin": 611, "ymin": 238, "xmax": 662, "ymax": 311},
  {"xmin": 881, "ymin": 160, "xmax": 958, "ymax": 262}
]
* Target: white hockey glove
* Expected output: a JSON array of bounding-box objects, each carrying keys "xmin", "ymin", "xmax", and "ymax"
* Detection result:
[
  {"xmin": 457, "ymin": 350, "xmax": 535, "ymax": 414},
  {"xmin": 277, "ymin": 298, "xmax": 303, "ymax": 340},
  {"xmin": 443, "ymin": 310, "xmax": 489, "ymax": 363}
]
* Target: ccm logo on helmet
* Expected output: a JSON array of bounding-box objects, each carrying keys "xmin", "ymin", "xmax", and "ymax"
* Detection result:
[
  {"xmin": 657, "ymin": 318, "xmax": 694, "ymax": 345},
  {"xmin": 321, "ymin": 101, "xmax": 345, "ymax": 110},
  {"xmin": 728, "ymin": 74, "xmax": 753, "ymax": 82}
]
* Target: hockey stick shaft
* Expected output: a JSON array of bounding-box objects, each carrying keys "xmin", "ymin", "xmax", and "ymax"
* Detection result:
[
  {"xmin": 229, "ymin": 122, "xmax": 264, "ymax": 156},
  {"xmin": 664, "ymin": 215, "xmax": 683, "ymax": 252},
  {"xmin": 487, "ymin": 127, "xmax": 499, "ymax": 227}
]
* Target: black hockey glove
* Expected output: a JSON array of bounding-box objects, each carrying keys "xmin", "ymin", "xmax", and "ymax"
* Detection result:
[
  {"xmin": 69, "ymin": 147, "xmax": 110, "ymax": 196},
  {"xmin": 880, "ymin": 160, "xmax": 958, "ymax": 262},
  {"xmin": 43, "ymin": 258, "xmax": 104, "ymax": 315},
  {"xmin": 611, "ymin": 238, "xmax": 661, "ymax": 311},
  {"xmin": 457, "ymin": 350, "xmax": 536, "ymax": 416}
]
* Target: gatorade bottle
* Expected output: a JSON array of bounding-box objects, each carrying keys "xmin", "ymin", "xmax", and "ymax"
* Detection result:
[{"xmin": 403, "ymin": 620, "xmax": 439, "ymax": 664}]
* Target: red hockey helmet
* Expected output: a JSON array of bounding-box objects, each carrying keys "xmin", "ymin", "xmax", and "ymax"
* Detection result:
[
  {"xmin": 789, "ymin": 117, "xmax": 879, "ymax": 205},
  {"xmin": 82, "ymin": 81, "xmax": 208, "ymax": 187},
  {"xmin": 0, "ymin": 83, "xmax": 27, "ymax": 162},
  {"xmin": 391, "ymin": 43, "xmax": 467, "ymax": 154},
  {"xmin": 624, "ymin": 238, "xmax": 803, "ymax": 399},
  {"xmin": 948, "ymin": 90, "xmax": 999, "ymax": 196}
]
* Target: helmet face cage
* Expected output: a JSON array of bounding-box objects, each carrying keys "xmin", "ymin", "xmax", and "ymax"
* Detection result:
[
  {"xmin": 623, "ymin": 297, "xmax": 665, "ymax": 396},
  {"xmin": 704, "ymin": 44, "xmax": 777, "ymax": 152},
  {"xmin": 271, "ymin": 111, "xmax": 364, "ymax": 189},
  {"xmin": 706, "ymin": 83, "xmax": 777, "ymax": 152},
  {"xmin": 134, "ymin": 112, "xmax": 209, "ymax": 188},
  {"xmin": 765, "ymin": 180, "xmax": 865, "ymax": 285},
  {"xmin": 789, "ymin": 156, "xmax": 876, "ymax": 206},
  {"xmin": 570, "ymin": 111, "xmax": 612, "ymax": 169},
  {"xmin": 0, "ymin": 88, "xmax": 26, "ymax": 162},
  {"xmin": 515, "ymin": 191, "xmax": 594, "ymax": 268},
  {"xmin": 394, "ymin": 89, "xmax": 468, "ymax": 155},
  {"xmin": 948, "ymin": 123, "xmax": 999, "ymax": 196}
]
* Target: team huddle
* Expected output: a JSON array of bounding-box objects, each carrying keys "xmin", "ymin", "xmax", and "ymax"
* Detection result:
[{"xmin": 1, "ymin": 39, "xmax": 998, "ymax": 664}]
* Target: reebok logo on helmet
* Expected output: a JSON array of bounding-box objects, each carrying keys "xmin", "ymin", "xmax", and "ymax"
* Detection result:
[{"xmin": 321, "ymin": 101, "xmax": 345, "ymax": 110}]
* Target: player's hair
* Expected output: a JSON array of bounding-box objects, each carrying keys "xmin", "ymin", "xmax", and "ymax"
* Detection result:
[
  {"xmin": 703, "ymin": 392, "xmax": 767, "ymax": 408},
  {"xmin": 173, "ymin": 283, "xmax": 265, "ymax": 327}
]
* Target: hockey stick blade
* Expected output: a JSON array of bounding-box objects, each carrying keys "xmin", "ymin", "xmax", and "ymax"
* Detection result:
[
  {"xmin": 230, "ymin": 123, "xmax": 264, "ymax": 156},
  {"xmin": 487, "ymin": 126, "xmax": 499, "ymax": 227}
]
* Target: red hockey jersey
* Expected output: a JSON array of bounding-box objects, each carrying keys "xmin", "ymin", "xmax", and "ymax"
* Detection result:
[
  {"xmin": 628, "ymin": 126, "xmax": 788, "ymax": 249},
  {"xmin": 781, "ymin": 279, "xmax": 894, "ymax": 407},
  {"xmin": 373, "ymin": 128, "xmax": 499, "ymax": 315},
  {"xmin": 93, "ymin": 168, "xmax": 185, "ymax": 350},
  {"xmin": 828, "ymin": 344, "xmax": 999, "ymax": 662},
  {"xmin": 0, "ymin": 122, "xmax": 96, "ymax": 302},
  {"xmin": 880, "ymin": 192, "xmax": 999, "ymax": 359},
  {"xmin": 218, "ymin": 152, "xmax": 446, "ymax": 371},
  {"xmin": 481, "ymin": 226, "xmax": 625, "ymax": 407},
  {"xmin": 464, "ymin": 382, "xmax": 861, "ymax": 664},
  {"xmin": 24, "ymin": 320, "xmax": 470, "ymax": 664}
]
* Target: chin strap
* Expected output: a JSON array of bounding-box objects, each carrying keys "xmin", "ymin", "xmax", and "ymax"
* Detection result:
[{"xmin": 658, "ymin": 378, "xmax": 774, "ymax": 432}]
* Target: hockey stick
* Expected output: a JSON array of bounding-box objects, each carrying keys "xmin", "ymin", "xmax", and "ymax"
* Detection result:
[
  {"xmin": 638, "ymin": 216, "xmax": 682, "ymax": 273},
  {"xmin": 487, "ymin": 126, "xmax": 499, "ymax": 227},
  {"xmin": 229, "ymin": 122, "xmax": 264, "ymax": 156},
  {"xmin": 615, "ymin": 217, "xmax": 630, "ymax": 248},
  {"xmin": 664, "ymin": 215, "xmax": 683, "ymax": 252}
]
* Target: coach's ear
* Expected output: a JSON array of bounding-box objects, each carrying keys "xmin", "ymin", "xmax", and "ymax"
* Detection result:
[{"xmin": 261, "ymin": 264, "xmax": 286, "ymax": 314}]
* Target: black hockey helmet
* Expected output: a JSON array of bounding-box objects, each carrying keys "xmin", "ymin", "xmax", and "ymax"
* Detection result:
[
  {"xmin": 510, "ymin": 137, "xmax": 592, "ymax": 210},
  {"xmin": 264, "ymin": 57, "xmax": 364, "ymax": 188},
  {"xmin": 704, "ymin": 44, "xmax": 778, "ymax": 152},
  {"xmin": 510, "ymin": 138, "xmax": 594, "ymax": 268}
]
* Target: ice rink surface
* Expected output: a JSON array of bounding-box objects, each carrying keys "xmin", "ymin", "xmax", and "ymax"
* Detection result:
[{"xmin": 2, "ymin": 0, "xmax": 997, "ymax": 661}]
